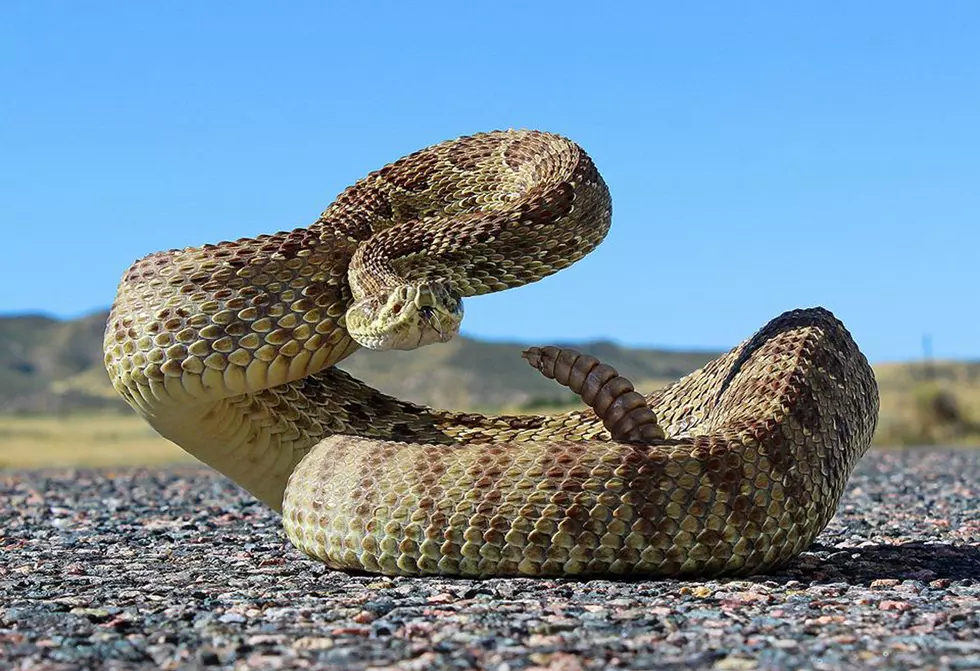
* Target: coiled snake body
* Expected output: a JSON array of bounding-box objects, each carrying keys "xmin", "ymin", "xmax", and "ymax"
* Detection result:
[{"xmin": 105, "ymin": 130, "xmax": 879, "ymax": 578}]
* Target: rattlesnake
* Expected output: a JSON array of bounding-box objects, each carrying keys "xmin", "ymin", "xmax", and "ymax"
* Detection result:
[{"xmin": 104, "ymin": 129, "xmax": 879, "ymax": 577}]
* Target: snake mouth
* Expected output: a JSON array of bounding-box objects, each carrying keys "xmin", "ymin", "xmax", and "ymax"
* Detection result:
[
  {"xmin": 418, "ymin": 299, "xmax": 462, "ymax": 346},
  {"xmin": 345, "ymin": 283, "xmax": 464, "ymax": 351},
  {"xmin": 418, "ymin": 306, "xmax": 441, "ymax": 348},
  {"xmin": 415, "ymin": 286, "xmax": 462, "ymax": 343},
  {"xmin": 419, "ymin": 306, "xmax": 443, "ymax": 343}
]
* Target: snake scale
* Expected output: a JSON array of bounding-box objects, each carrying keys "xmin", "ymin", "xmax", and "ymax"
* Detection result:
[{"xmin": 104, "ymin": 129, "xmax": 879, "ymax": 578}]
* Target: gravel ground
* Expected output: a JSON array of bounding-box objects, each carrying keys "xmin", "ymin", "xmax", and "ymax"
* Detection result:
[{"xmin": 2, "ymin": 448, "xmax": 978, "ymax": 671}]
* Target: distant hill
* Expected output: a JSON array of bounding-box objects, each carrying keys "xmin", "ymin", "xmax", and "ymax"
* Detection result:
[
  {"xmin": 0, "ymin": 312, "xmax": 718, "ymax": 414},
  {"xmin": 0, "ymin": 313, "xmax": 115, "ymax": 414},
  {"xmin": 3, "ymin": 312, "xmax": 978, "ymax": 446}
]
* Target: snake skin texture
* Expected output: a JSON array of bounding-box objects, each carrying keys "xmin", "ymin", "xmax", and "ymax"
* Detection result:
[{"xmin": 104, "ymin": 130, "xmax": 879, "ymax": 578}]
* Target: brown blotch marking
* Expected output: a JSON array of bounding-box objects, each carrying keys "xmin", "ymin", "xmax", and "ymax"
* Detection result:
[
  {"xmin": 697, "ymin": 435, "xmax": 744, "ymax": 503},
  {"xmin": 388, "ymin": 422, "xmax": 432, "ymax": 443},
  {"xmin": 454, "ymin": 413, "xmax": 493, "ymax": 427},
  {"xmin": 327, "ymin": 184, "xmax": 395, "ymax": 230},
  {"xmin": 572, "ymin": 152, "xmax": 602, "ymax": 186},
  {"xmin": 411, "ymin": 444, "xmax": 450, "ymax": 516},
  {"xmin": 447, "ymin": 136, "xmax": 498, "ymax": 171},
  {"xmin": 359, "ymin": 221, "xmax": 437, "ymax": 263},
  {"xmin": 458, "ymin": 445, "xmax": 519, "ymax": 551},
  {"xmin": 379, "ymin": 149, "xmax": 441, "ymax": 192},
  {"xmin": 540, "ymin": 442, "xmax": 590, "ymax": 495},
  {"xmin": 458, "ymin": 213, "xmax": 510, "ymax": 246},
  {"xmin": 349, "ymin": 443, "xmax": 394, "ymax": 529},
  {"xmin": 788, "ymin": 366, "xmax": 821, "ymax": 434},
  {"xmin": 506, "ymin": 415, "xmax": 546, "ymax": 430},
  {"xmin": 502, "ymin": 134, "xmax": 546, "ymax": 171},
  {"xmin": 520, "ymin": 181, "xmax": 575, "ymax": 227}
]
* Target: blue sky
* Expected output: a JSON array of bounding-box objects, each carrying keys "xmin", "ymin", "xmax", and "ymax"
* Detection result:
[{"xmin": 2, "ymin": 2, "xmax": 977, "ymax": 362}]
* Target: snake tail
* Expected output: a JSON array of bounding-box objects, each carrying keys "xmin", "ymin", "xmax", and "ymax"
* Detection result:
[{"xmin": 522, "ymin": 346, "xmax": 665, "ymax": 442}]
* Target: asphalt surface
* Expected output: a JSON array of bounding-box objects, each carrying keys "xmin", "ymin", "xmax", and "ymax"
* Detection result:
[{"xmin": 2, "ymin": 447, "xmax": 979, "ymax": 670}]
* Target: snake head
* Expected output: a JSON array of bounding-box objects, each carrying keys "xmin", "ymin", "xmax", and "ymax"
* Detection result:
[{"xmin": 345, "ymin": 281, "xmax": 464, "ymax": 351}]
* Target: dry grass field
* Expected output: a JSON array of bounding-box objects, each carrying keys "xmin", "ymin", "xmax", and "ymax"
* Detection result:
[
  {"xmin": 873, "ymin": 361, "xmax": 980, "ymax": 446},
  {"xmin": 0, "ymin": 414, "xmax": 192, "ymax": 468},
  {"xmin": 1, "ymin": 362, "xmax": 977, "ymax": 469}
]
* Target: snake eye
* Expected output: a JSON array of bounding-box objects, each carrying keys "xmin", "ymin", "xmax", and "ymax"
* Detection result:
[{"xmin": 419, "ymin": 306, "xmax": 435, "ymax": 321}]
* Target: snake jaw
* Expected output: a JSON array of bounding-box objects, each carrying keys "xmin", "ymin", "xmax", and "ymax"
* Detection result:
[{"xmin": 345, "ymin": 282, "xmax": 463, "ymax": 351}]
